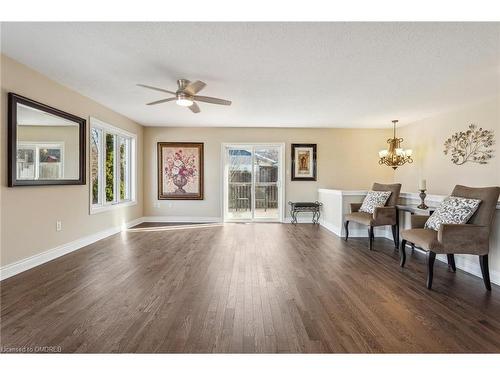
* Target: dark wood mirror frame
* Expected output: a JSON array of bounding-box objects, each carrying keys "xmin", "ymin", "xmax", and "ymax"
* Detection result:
[{"xmin": 7, "ymin": 93, "xmax": 86, "ymax": 187}]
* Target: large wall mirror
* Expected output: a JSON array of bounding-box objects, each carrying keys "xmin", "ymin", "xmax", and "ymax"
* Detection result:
[{"xmin": 8, "ymin": 93, "xmax": 86, "ymax": 186}]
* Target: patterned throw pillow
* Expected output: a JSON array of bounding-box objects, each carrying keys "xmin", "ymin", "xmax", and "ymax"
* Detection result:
[
  {"xmin": 424, "ymin": 196, "xmax": 481, "ymax": 231},
  {"xmin": 359, "ymin": 191, "xmax": 392, "ymax": 214}
]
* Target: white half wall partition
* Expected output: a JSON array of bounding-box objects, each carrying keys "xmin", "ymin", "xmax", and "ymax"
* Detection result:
[{"xmin": 318, "ymin": 189, "xmax": 387, "ymax": 237}]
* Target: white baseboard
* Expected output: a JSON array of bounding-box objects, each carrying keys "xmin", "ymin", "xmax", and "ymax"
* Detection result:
[
  {"xmin": 141, "ymin": 216, "xmax": 222, "ymax": 223},
  {"xmin": 319, "ymin": 219, "xmax": 392, "ymax": 239},
  {"xmin": 0, "ymin": 217, "xmax": 145, "ymax": 281},
  {"xmin": 403, "ymin": 244, "xmax": 499, "ymax": 286},
  {"xmin": 146, "ymin": 215, "xmax": 314, "ymax": 224},
  {"xmin": 283, "ymin": 215, "xmax": 320, "ymax": 224},
  {"xmin": 318, "ymin": 219, "xmax": 342, "ymax": 236},
  {"xmin": 318, "ymin": 219, "xmax": 499, "ymax": 287},
  {"xmin": 345, "ymin": 227, "xmax": 391, "ymax": 238},
  {"xmin": 435, "ymin": 253, "xmax": 499, "ymax": 285}
]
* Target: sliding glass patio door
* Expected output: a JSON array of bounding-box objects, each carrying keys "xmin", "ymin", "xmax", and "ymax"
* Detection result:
[{"xmin": 224, "ymin": 144, "xmax": 283, "ymax": 222}]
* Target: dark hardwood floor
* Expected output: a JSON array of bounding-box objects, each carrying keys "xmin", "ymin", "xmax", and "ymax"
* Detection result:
[{"xmin": 1, "ymin": 222, "xmax": 500, "ymax": 353}]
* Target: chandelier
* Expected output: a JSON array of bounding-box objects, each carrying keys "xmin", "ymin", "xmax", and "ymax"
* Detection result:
[{"xmin": 378, "ymin": 120, "xmax": 413, "ymax": 169}]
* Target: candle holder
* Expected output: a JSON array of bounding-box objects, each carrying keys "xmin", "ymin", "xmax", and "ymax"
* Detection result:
[{"xmin": 417, "ymin": 189, "xmax": 428, "ymax": 209}]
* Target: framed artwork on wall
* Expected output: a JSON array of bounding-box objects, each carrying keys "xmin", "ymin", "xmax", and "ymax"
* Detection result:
[
  {"xmin": 157, "ymin": 142, "xmax": 204, "ymax": 200},
  {"xmin": 291, "ymin": 143, "xmax": 317, "ymax": 181}
]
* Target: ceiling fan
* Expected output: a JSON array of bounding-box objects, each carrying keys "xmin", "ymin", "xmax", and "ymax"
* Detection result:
[{"xmin": 137, "ymin": 79, "xmax": 231, "ymax": 113}]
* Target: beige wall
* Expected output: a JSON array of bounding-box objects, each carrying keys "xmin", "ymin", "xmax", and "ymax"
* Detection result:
[
  {"xmin": 143, "ymin": 127, "xmax": 394, "ymax": 219},
  {"xmin": 394, "ymin": 97, "xmax": 500, "ymax": 194},
  {"xmin": 0, "ymin": 54, "xmax": 144, "ymax": 266}
]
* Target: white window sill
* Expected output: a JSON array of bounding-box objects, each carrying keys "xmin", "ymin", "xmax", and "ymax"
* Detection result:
[{"xmin": 90, "ymin": 200, "xmax": 137, "ymax": 215}]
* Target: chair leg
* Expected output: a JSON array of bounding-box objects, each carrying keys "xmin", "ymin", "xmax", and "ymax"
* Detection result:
[
  {"xmin": 400, "ymin": 239, "xmax": 406, "ymax": 267},
  {"xmin": 368, "ymin": 226, "xmax": 374, "ymax": 250},
  {"xmin": 391, "ymin": 225, "xmax": 398, "ymax": 249},
  {"xmin": 344, "ymin": 221, "xmax": 349, "ymax": 241},
  {"xmin": 479, "ymin": 255, "xmax": 491, "ymax": 291},
  {"xmin": 447, "ymin": 254, "xmax": 456, "ymax": 272},
  {"xmin": 396, "ymin": 223, "xmax": 400, "ymax": 248},
  {"xmin": 426, "ymin": 251, "xmax": 436, "ymax": 289}
]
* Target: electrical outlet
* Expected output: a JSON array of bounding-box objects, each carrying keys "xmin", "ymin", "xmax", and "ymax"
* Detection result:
[
  {"xmin": 56, "ymin": 220, "xmax": 62, "ymax": 232},
  {"xmin": 154, "ymin": 201, "xmax": 160, "ymax": 208}
]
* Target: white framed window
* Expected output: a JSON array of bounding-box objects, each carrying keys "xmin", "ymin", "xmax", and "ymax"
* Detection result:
[
  {"xmin": 90, "ymin": 117, "xmax": 137, "ymax": 214},
  {"xmin": 17, "ymin": 142, "xmax": 65, "ymax": 180}
]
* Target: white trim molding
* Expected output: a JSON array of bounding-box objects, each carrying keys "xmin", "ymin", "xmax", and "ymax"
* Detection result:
[
  {"xmin": 400, "ymin": 191, "xmax": 500, "ymax": 210},
  {"xmin": 141, "ymin": 216, "xmax": 222, "ymax": 223},
  {"xmin": 0, "ymin": 217, "xmax": 145, "ymax": 281},
  {"xmin": 401, "ymin": 243, "xmax": 500, "ymax": 287},
  {"xmin": 89, "ymin": 117, "xmax": 138, "ymax": 215},
  {"xmin": 283, "ymin": 213, "xmax": 317, "ymax": 224},
  {"xmin": 318, "ymin": 218, "xmax": 342, "ymax": 236},
  {"xmin": 317, "ymin": 188, "xmax": 368, "ymax": 196},
  {"xmin": 319, "ymin": 218, "xmax": 390, "ymax": 238}
]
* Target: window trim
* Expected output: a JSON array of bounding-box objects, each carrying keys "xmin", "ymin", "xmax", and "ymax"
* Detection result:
[
  {"xmin": 17, "ymin": 141, "xmax": 65, "ymax": 180},
  {"xmin": 104, "ymin": 132, "xmax": 117, "ymax": 205},
  {"xmin": 119, "ymin": 136, "xmax": 131, "ymax": 201},
  {"xmin": 89, "ymin": 117, "xmax": 137, "ymax": 215}
]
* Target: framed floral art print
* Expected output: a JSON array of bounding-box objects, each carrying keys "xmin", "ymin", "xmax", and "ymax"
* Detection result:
[{"xmin": 157, "ymin": 142, "xmax": 204, "ymax": 200}]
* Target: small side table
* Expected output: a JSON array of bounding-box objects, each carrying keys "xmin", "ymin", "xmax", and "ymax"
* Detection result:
[
  {"xmin": 288, "ymin": 201, "xmax": 322, "ymax": 224},
  {"xmin": 396, "ymin": 204, "xmax": 436, "ymax": 216}
]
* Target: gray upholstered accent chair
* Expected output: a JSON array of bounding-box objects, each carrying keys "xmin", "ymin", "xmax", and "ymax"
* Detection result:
[
  {"xmin": 400, "ymin": 185, "xmax": 500, "ymax": 290},
  {"xmin": 344, "ymin": 183, "xmax": 402, "ymax": 250}
]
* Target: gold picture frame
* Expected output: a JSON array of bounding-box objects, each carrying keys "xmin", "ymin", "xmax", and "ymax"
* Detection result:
[{"xmin": 157, "ymin": 142, "xmax": 204, "ymax": 200}]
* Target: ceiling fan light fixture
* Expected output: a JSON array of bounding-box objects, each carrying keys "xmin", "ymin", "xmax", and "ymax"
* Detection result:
[
  {"xmin": 176, "ymin": 98, "xmax": 194, "ymax": 107},
  {"xmin": 137, "ymin": 79, "xmax": 231, "ymax": 113},
  {"xmin": 175, "ymin": 92, "xmax": 194, "ymax": 107}
]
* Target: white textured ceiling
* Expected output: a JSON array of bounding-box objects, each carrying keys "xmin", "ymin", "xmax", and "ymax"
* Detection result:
[{"xmin": 1, "ymin": 22, "xmax": 499, "ymax": 128}]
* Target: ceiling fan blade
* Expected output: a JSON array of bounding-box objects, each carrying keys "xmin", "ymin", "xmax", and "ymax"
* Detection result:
[
  {"xmin": 184, "ymin": 80, "xmax": 206, "ymax": 95},
  {"xmin": 194, "ymin": 95, "xmax": 232, "ymax": 106},
  {"xmin": 137, "ymin": 84, "xmax": 176, "ymax": 95},
  {"xmin": 188, "ymin": 102, "xmax": 200, "ymax": 113},
  {"xmin": 146, "ymin": 97, "xmax": 176, "ymax": 105}
]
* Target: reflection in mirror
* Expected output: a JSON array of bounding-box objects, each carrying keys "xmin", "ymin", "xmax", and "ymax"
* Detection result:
[{"xmin": 16, "ymin": 103, "xmax": 80, "ymax": 181}]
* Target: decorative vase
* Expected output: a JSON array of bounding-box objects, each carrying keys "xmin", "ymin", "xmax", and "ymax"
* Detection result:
[
  {"xmin": 173, "ymin": 174, "xmax": 188, "ymax": 194},
  {"xmin": 417, "ymin": 189, "xmax": 428, "ymax": 209}
]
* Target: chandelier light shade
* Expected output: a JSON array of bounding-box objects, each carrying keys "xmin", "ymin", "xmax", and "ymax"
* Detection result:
[{"xmin": 378, "ymin": 120, "xmax": 413, "ymax": 169}]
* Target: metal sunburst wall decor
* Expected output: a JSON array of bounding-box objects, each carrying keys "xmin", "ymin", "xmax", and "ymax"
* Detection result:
[{"xmin": 443, "ymin": 124, "xmax": 495, "ymax": 165}]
